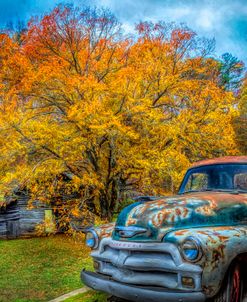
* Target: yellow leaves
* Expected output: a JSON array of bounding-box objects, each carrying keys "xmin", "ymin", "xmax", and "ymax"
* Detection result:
[{"xmin": 0, "ymin": 6, "xmax": 241, "ymax": 219}]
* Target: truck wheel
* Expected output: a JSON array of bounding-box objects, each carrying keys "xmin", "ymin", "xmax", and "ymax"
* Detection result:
[{"xmin": 213, "ymin": 262, "xmax": 244, "ymax": 302}]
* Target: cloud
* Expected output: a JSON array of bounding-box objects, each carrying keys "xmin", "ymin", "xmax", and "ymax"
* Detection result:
[
  {"xmin": 93, "ymin": 0, "xmax": 247, "ymax": 62},
  {"xmin": 0, "ymin": 0, "xmax": 246, "ymax": 63}
]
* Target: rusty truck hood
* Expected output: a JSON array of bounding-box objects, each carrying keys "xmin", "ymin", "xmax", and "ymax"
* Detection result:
[{"xmin": 113, "ymin": 192, "xmax": 247, "ymax": 241}]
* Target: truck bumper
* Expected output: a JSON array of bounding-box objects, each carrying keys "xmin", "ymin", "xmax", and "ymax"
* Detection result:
[{"xmin": 81, "ymin": 270, "xmax": 206, "ymax": 302}]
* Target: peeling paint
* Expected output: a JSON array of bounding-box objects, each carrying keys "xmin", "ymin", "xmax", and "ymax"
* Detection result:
[{"xmin": 85, "ymin": 157, "xmax": 247, "ymax": 299}]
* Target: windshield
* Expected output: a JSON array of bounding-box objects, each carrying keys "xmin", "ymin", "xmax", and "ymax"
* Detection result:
[{"xmin": 179, "ymin": 164, "xmax": 247, "ymax": 194}]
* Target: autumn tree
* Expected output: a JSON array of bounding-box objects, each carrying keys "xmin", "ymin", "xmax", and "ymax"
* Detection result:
[
  {"xmin": 0, "ymin": 5, "xmax": 240, "ymax": 223},
  {"xmin": 121, "ymin": 21, "xmax": 238, "ymax": 192}
]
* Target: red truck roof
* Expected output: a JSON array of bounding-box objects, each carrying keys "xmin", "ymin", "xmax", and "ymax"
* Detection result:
[{"xmin": 192, "ymin": 156, "xmax": 247, "ymax": 168}]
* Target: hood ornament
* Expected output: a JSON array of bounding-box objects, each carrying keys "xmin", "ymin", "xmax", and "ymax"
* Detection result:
[{"xmin": 115, "ymin": 226, "xmax": 147, "ymax": 238}]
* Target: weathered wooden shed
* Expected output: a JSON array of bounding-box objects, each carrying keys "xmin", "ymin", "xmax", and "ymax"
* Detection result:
[{"xmin": 0, "ymin": 191, "xmax": 54, "ymax": 239}]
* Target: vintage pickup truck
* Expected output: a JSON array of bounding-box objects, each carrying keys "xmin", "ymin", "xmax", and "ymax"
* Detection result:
[{"xmin": 81, "ymin": 156, "xmax": 247, "ymax": 302}]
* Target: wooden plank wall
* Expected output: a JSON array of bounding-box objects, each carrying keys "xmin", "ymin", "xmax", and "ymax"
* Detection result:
[
  {"xmin": 0, "ymin": 194, "xmax": 49, "ymax": 239},
  {"xmin": 0, "ymin": 203, "xmax": 20, "ymax": 238}
]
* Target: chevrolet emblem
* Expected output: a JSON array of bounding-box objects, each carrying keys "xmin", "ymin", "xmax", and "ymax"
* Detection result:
[{"xmin": 115, "ymin": 226, "xmax": 147, "ymax": 238}]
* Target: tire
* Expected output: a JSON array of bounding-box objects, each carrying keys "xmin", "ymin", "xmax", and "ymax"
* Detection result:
[{"xmin": 212, "ymin": 262, "xmax": 245, "ymax": 302}]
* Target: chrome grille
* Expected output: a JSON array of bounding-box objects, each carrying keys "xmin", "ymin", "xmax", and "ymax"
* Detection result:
[{"xmin": 91, "ymin": 238, "xmax": 202, "ymax": 291}]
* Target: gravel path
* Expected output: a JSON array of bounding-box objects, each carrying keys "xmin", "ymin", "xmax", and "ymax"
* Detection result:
[{"xmin": 48, "ymin": 287, "xmax": 90, "ymax": 302}]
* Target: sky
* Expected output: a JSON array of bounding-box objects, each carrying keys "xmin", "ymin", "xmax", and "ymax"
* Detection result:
[{"xmin": 0, "ymin": 0, "xmax": 246, "ymax": 63}]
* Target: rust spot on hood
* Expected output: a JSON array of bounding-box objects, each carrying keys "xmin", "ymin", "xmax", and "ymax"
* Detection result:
[{"xmin": 114, "ymin": 191, "xmax": 247, "ymax": 241}]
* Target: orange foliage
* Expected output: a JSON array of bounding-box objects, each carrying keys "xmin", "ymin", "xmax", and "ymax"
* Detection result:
[{"xmin": 0, "ymin": 5, "xmax": 239, "ymax": 221}]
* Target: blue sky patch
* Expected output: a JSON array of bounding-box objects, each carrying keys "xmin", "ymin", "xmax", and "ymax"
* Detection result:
[{"xmin": 0, "ymin": 0, "xmax": 246, "ymax": 63}]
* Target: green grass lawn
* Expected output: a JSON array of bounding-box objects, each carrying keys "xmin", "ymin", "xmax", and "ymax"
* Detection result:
[{"xmin": 0, "ymin": 235, "xmax": 96, "ymax": 302}]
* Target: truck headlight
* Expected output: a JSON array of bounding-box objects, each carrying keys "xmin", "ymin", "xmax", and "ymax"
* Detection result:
[
  {"xmin": 85, "ymin": 230, "xmax": 99, "ymax": 249},
  {"xmin": 180, "ymin": 237, "xmax": 202, "ymax": 262}
]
